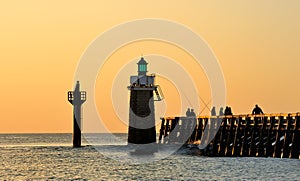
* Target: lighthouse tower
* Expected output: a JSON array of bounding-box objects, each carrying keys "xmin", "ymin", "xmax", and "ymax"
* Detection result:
[
  {"xmin": 128, "ymin": 57, "xmax": 163, "ymax": 144},
  {"xmin": 68, "ymin": 81, "xmax": 86, "ymax": 147}
]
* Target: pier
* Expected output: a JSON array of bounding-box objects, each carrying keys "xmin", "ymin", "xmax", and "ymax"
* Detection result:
[{"xmin": 159, "ymin": 113, "xmax": 300, "ymax": 159}]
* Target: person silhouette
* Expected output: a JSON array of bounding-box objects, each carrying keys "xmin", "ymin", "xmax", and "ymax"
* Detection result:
[
  {"xmin": 252, "ymin": 104, "xmax": 264, "ymax": 115},
  {"xmin": 228, "ymin": 107, "xmax": 233, "ymax": 115},
  {"xmin": 224, "ymin": 106, "xmax": 233, "ymax": 115},
  {"xmin": 190, "ymin": 109, "xmax": 196, "ymax": 117},
  {"xmin": 186, "ymin": 108, "xmax": 191, "ymax": 117},
  {"xmin": 219, "ymin": 107, "xmax": 224, "ymax": 116},
  {"xmin": 211, "ymin": 106, "xmax": 216, "ymax": 116}
]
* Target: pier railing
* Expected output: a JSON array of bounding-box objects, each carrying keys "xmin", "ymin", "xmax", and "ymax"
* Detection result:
[{"xmin": 159, "ymin": 113, "xmax": 300, "ymax": 159}]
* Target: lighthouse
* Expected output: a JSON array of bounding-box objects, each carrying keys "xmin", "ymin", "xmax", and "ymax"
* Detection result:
[
  {"xmin": 68, "ymin": 81, "xmax": 86, "ymax": 147},
  {"xmin": 128, "ymin": 57, "xmax": 163, "ymax": 144}
]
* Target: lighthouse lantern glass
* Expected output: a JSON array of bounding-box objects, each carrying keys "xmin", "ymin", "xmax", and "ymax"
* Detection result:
[{"xmin": 139, "ymin": 64, "xmax": 147, "ymax": 72}]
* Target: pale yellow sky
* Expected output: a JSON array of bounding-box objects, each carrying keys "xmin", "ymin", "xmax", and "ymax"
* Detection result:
[{"xmin": 0, "ymin": 1, "xmax": 299, "ymax": 133}]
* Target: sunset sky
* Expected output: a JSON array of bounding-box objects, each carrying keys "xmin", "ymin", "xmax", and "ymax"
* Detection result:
[{"xmin": 0, "ymin": 1, "xmax": 299, "ymax": 133}]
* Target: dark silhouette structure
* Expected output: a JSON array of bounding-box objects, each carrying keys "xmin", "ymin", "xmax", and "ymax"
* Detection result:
[
  {"xmin": 252, "ymin": 104, "xmax": 264, "ymax": 115},
  {"xmin": 68, "ymin": 81, "xmax": 86, "ymax": 147},
  {"xmin": 159, "ymin": 113, "xmax": 300, "ymax": 159},
  {"xmin": 224, "ymin": 106, "xmax": 233, "ymax": 115},
  {"xmin": 219, "ymin": 107, "xmax": 224, "ymax": 116},
  {"xmin": 211, "ymin": 106, "xmax": 216, "ymax": 116},
  {"xmin": 190, "ymin": 109, "xmax": 196, "ymax": 117},
  {"xmin": 127, "ymin": 57, "xmax": 163, "ymax": 144},
  {"xmin": 186, "ymin": 108, "xmax": 191, "ymax": 117}
]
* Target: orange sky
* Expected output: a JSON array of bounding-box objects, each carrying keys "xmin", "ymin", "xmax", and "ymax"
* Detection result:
[{"xmin": 0, "ymin": 1, "xmax": 299, "ymax": 133}]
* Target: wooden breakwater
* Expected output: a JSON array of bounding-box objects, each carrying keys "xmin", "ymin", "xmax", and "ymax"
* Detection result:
[{"xmin": 158, "ymin": 113, "xmax": 300, "ymax": 159}]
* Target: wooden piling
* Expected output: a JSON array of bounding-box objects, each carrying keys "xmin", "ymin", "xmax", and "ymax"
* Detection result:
[
  {"xmin": 158, "ymin": 118, "xmax": 165, "ymax": 143},
  {"xmin": 281, "ymin": 114, "xmax": 293, "ymax": 158},
  {"xmin": 265, "ymin": 116, "xmax": 276, "ymax": 157},
  {"xmin": 231, "ymin": 116, "xmax": 243, "ymax": 156},
  {"xmin": 273, "ymin": 116, "xmax": 284, "ymax": 158},
  {"xmin": 225, "ymin": 117, "xmax": 235, "ymax": 156},
  {"xmin": 290, "ymin": 113, "xmax": 300, "ymax": 159},
  {"xmin": 257, "ymin": 116, "xmax": 267, "ymax": 157}
]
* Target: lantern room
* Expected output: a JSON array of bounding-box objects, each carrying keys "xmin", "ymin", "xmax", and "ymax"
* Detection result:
[{"xmin": 138, "ymin": 57, "xmax": 148, "ymax": 75}]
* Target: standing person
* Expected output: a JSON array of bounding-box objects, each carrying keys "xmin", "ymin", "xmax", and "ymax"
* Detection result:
[
  {"xmin": 252, "ymin": 104, "xmax": 264, "ymax": 115},
  {"xmin": 224, "ymin": 106, "xmax": 229, "ymax": 115},
  {"xmin": 224, "ymin": 106, "xmax": 233, "ymax": 115},
  {"xmin": 186, "ymin": 108, "xmax": 191, "ymax": 117},
  {"xmin": 190, "ymin": 109, "xmax": 196, "ymax": 117},
  {"xmin": 211, "ymin": 106, "xmax": 216, "ymax": 116},
  {"xmin": 219, "ymin": 107, "xmax": 224, "ymax": 116},
  {"xmin": 228, "ymin": 107, "xmax": 233, "ymax": 115}
]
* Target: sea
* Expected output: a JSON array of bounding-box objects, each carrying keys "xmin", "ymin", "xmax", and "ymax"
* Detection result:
[{"xmin": 0, "ymin": 133, "xmax": 299, "ymax": 180}]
